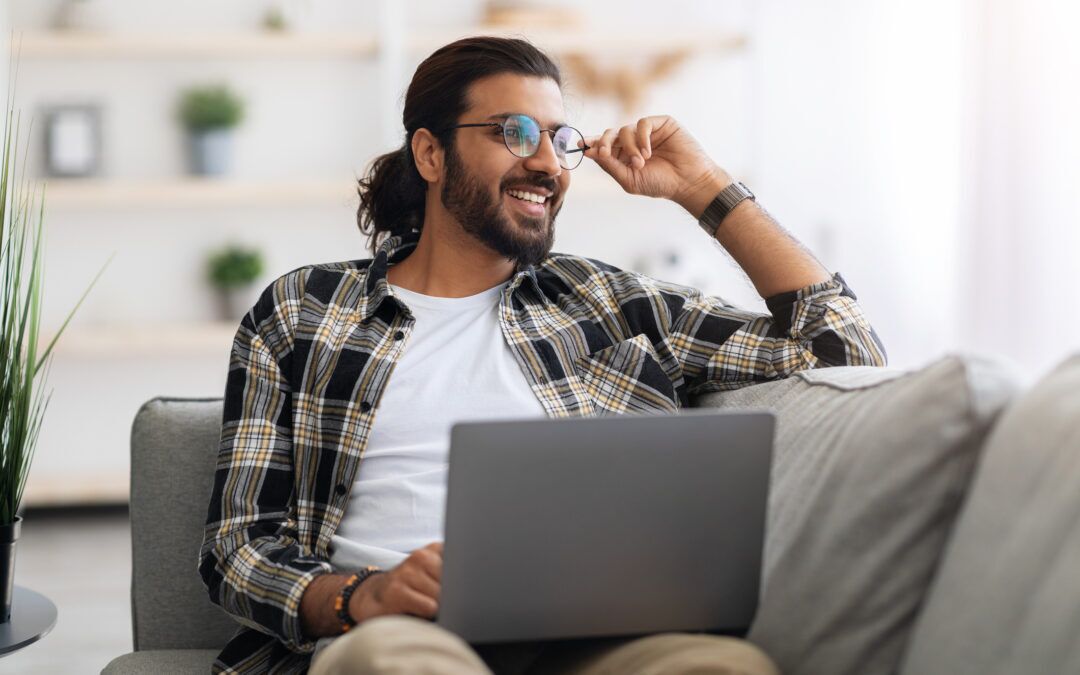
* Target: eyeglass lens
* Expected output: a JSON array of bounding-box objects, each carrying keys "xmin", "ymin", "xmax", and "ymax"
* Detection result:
[{"xmin": 504, "ymin": 114, "xmax": 585, "ymax": 170}]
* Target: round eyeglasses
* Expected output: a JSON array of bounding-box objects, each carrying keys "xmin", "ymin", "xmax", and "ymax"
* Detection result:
[{"xmin": 440, "ymin": 113, "xmax": 590, "ymax": 170}]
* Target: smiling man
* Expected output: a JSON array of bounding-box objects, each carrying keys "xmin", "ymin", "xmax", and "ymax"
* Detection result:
[{"xmin": 200, "ymin": 37, "xmax": 886, "ymax": 675}]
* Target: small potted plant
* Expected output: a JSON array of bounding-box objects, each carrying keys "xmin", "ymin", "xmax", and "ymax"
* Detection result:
[
  {"xmin": 177, "ymin": 84, "xmax": 245, "ymax": 176},
  {"xmin": 207, "ymin": 244, "xmax": 264, "ymax": 320},
  {"xmin": 261, "ymin": 0, "xmax": 315, "ymax": 32}
]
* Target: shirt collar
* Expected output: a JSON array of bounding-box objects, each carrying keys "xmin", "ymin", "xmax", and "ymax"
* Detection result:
[{"xmin": 358, "ymin": 228, "xmax": 546, "ymax": 323}]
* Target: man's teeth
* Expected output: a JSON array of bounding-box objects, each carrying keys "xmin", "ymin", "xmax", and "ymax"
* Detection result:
[{"xmin": 507, "ymin": 189, "xmax": 548, "ymax": 204}]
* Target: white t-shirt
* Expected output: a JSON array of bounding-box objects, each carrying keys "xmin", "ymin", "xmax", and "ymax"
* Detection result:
[{"xmin": 328, "ymin": 279, "xmax": 548, "ymax": 571}]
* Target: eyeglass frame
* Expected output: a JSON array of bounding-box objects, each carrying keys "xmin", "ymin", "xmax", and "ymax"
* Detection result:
[{"xmin": 437, "ymin": 113, "xmax": 591, "ymax": 170}]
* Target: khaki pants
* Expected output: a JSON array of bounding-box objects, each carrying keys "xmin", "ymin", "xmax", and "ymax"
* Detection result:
[{"xmin": 309, "ymin": 615, "xmax": 779, "ymax": 675}]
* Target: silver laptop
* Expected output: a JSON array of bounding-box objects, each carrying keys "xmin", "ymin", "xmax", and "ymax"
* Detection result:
[{"xmin": 436, "ymin": 409, "xmax": 774, "ymax": 644}]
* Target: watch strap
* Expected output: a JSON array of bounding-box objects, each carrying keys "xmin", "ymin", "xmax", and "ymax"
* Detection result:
[{"xmin": 698, "ymin": 181, "xmax": 755, "ymax": 238}]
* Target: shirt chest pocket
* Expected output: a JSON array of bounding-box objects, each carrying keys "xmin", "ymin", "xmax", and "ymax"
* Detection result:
[{"xmin": 573, "ymin": 334, "xmax": 679, "ymax": 416}]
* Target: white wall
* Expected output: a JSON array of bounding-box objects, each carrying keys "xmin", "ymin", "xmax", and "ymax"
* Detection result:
[
  {"xmin": 1, "ymin": 1, "xmax": 8, "ymax": 107},
  {"xmin": 960, "ymin": 0, "xmax": 1080, "ymax": 382},
  {"xmin": 750, "ymin": 0, "xmax": 971, "ymax": 370}
]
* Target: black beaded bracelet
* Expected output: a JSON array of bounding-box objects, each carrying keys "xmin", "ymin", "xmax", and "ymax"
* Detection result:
[{"xmin": 334, "ymin": 565, "xmax": 382, "ymax": 633}]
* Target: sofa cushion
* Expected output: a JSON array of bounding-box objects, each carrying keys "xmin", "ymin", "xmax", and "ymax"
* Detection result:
[
  {"xmin": 695, "ymin": 355, "xmax": 1018, "ymax": 675},
  {"xmin": 102, "ymin": 649, "xmax": 219, "ymax": 674},
  {"xmin": 130, "ymin": 397, "xmax": 238, "ymax": 651},
  {"xmin": 899, "ymin": 354, "xmax": 1080, "ymax": 674}
]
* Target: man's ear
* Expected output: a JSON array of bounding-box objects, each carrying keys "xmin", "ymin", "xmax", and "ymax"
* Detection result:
[{"xmin": 411, "ymin": 128, "xmax": 444, "ymax": 183}]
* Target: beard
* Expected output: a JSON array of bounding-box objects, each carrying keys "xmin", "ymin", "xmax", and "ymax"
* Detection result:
[{"xmin": 440, "ymin": 145, "xmax": 561, "ymax": 268}]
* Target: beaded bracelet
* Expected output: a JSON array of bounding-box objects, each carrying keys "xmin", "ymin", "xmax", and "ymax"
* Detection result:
[{"xmin": 334, "ymin": 565, "xmax": 382, "ymax": 633}]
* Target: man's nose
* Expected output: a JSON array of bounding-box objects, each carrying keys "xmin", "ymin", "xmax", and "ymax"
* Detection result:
[{"xmin": 523, "ymin": 133, "xmax": 563, "ymax": 177}]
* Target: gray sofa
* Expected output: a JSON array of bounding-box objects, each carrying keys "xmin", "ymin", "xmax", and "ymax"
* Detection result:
[{"xmin": 103, "ymin": 353, "xmax": 1080, "ymax": 674}]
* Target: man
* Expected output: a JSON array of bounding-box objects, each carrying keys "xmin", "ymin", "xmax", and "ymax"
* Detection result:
[{"xmin": 200, "ymin": 36, "xmax": 886, "ymax": 675}]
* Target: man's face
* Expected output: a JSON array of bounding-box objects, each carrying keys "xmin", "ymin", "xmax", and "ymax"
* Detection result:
[{"xmin": 439, "ymin": 73, "xmax": 571, "ymax": 268}]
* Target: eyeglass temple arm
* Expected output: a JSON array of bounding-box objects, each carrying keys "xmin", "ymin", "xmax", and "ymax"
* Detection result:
[{"xmin": 433, "ymin": 123, "xmax": 501, "ymax": 133}]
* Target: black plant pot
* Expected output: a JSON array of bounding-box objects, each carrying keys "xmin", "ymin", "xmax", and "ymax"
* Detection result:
[{"xmin": 0, "ymin": 515, "xmax": 21, "ymax": 623}]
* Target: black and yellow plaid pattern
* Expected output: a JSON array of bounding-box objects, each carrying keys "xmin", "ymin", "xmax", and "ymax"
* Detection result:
[{"xmin": 199, "ymin": 229, "xmax": 887, "ymax": 673}]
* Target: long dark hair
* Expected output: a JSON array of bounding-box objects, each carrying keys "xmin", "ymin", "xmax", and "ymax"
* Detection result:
[{"xmin": 356, "ymin": 36, "xmax": 562, "ymax": 254}]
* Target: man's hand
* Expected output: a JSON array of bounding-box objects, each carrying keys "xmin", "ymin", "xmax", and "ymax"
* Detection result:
[
  {"xmin": 350, "ymin": 542, "xmax": 443, "ymax": 623},
  {"xmin": 583, "ymin": 115, "xmax": 731, "ymax": 217},
  {"xmin": 582, "ymin": 115, "xmax": 832, "ymax": 297}
]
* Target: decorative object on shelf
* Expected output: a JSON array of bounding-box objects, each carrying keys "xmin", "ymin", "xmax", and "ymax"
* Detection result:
[
  {"xmin": 43, "ymin": 103, "xmax": 102, "ymax": 178},
  {"xmin": 177, "ymin": 84, "xmax": 245, "ymax": 176},
  {"xmin": 261, "ymin": 0, "xmax": 315, "ymax": 33},
  {"xmin": 478, "ymin": 1, "xmax": 729, "ymax": 115},
  {"xmin": 563, "ymin": 50, "xmax": 692, "ymax": 116},
  {"xmin": 207, "ymin": 243, "xmax": 264, "ymax": 320},
  {"xmin": 262, "ymin": 5, "xmax": 287, "ymax": 32},
  {"xmin": 1, "ymin": 79, "xmax": 109, "ymax": 624},
  {"xmin": 51, "ymin": 0, "xmax": 115, "ymax": 32},
  {"xmin": 482, "ymin": 0, "xmax": 584, "ymax": 29}
]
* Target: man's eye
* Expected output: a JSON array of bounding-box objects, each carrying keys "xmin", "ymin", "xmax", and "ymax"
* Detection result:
[{"xmin": 506, "ymin": 128, "xmax": 521, "ymax": 139}]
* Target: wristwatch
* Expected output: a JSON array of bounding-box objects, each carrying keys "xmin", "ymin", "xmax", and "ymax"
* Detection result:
[{"xmin": 698, "ymin": 181, "xmax": 755, "ymax": 238}]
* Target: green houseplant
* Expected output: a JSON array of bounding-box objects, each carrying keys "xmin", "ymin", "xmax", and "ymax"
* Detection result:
[
  {"xmin": 177, "ymin": 84, "xmax": 245, "ymax": 176},
  {"xmin": 207, "ymin": 243, "xmax": 264, "ymax": 320},
  {"xmin": 1, "ymin": 89, "xmax": 108, "ymax": 622}
]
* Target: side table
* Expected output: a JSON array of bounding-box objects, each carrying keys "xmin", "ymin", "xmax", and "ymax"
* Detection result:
[{"xmin": 0, "ymin": 586, "xmax": 58, "ymax": 657}]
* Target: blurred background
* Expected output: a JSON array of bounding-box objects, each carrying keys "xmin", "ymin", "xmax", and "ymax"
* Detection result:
[{"xmin": 1, "ymin": 0, "xmax": 1077, "ymax": 671}]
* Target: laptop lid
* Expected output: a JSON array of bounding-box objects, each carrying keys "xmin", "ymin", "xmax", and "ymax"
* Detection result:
[{"xmin": 436, "ymin": 409, "xmax": 774, "ymax": 644}]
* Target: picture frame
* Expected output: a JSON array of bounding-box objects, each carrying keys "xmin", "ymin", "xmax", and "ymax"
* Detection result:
[{"xmin": 43, "ymin": 104, "xmax": 102, "ymax": 178}]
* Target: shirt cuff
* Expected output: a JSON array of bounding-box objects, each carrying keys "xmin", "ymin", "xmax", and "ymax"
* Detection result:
[{"xmin": 763, "ymin": 272, "xmax": 855, "ymax": 335}]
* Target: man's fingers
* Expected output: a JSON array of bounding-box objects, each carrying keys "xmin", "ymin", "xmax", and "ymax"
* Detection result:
[
  {"xmin": 402, "ymin": 564, "xmax": 441, "ymax": 600},
  {"xmin": 618, "ymin": 126, "xmax": 643, "ymax": 168},
  {"xmin": 583, "ymin": 128, "xmax": 626, "ymax": 177},
  {"xmin": 398, "ymin": 585, "xmax": 439, "ymax": 619},
  {"xmin": 411, "ymin": 545, "xmax": 443, "ymax": 582},
  {"xmin": 597, "ymin": 127, "xmax": 618, "ymax": 157},
  {"xmin": 636, "ymin": 117, "xmax": 653, "ymax": 159}
]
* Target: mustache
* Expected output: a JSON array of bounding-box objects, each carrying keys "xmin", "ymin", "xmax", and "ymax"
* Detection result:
[{"xmin": 501, "ymin": 174, "xmax": 559, "ymax": 198}]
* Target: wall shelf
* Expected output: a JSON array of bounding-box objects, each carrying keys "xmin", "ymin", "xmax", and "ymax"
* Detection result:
[
  {"xmin": 43, "ymin": 177, "xmax": 358, "ymax": 208},
  {"xmin": 413, "ymin": 28, "xmax": 747, "ymax": 58},
  {"xmin": 17, "ymin": 31, "xmax": 380, "ymax": 59},
  {"xmin": 18, "ymin": 27, "xmax": 746, "ymax": 116},
  {"xmin": 40, "ymin": 321, "xmax": 238, "ymax": 358},
  {"xmin": 42, "ymin": 170, "xmax": 624, "ymax": 209},
  {"xmin": 22, "ymin": 472, "xmax": 130, "ymax": 507},
  {"xmin": 16, "ymin": 28, "xmax": 746, "ymax": 60}
]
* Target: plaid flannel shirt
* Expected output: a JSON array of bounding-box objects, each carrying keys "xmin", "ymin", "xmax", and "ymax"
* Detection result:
[{"xmin": 199, "ymin": 228, "xmax": 887, "ymax": 673}]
